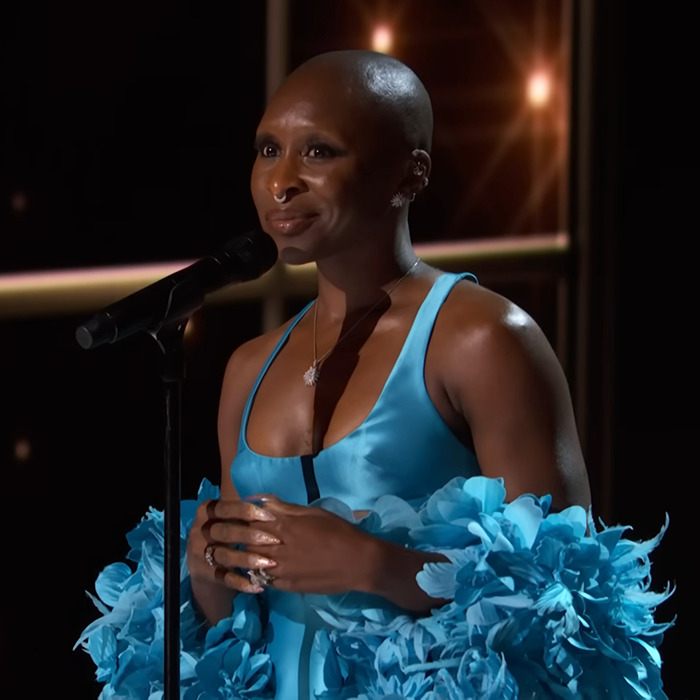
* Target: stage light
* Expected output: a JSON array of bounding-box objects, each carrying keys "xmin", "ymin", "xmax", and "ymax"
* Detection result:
[
  {"xmin": 371, "ymin": 24, "xmax": 393, "ymax": 53},
  {"xmin": 10, "ymin": 190, "xmax": 28, "ymax": 215},
  {"xmin": 14, "ymin": 437, "xmax": 31, "ymax": 462},
  {"xmin": 527, "ymin": 69, "xmax": 552, "ymax": 108}
]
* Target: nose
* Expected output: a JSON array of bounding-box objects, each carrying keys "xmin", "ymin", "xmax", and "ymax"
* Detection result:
[{"xmin": 267, "ymin": 155, "xmax": 305, "ymax": 203}]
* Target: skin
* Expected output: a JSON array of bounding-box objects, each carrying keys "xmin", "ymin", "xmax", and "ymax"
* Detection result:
[{"xmin": 186, "ymin": 50, "xmax": 591, "ymax": 625}]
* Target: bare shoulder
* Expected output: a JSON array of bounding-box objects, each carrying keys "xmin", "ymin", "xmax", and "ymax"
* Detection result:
[
  {"xmin": 433, "ymin": 277, "xmax": 556, "ymax": 369},
  {"xmin": 220, "ymin": 317, "xmax": 296, "ymax": 400},
  {"xmin": 429, "ymin": 275, "xmax": 590, "ymax": 509}
]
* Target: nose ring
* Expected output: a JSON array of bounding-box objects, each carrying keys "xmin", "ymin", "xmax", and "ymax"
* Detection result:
[{"xmin": 273, "ymin": 191, "xmax": 289, "ymax": 204}]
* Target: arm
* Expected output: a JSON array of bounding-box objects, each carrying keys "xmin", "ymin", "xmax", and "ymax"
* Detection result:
[
  {"xmin": 371, "ymin": 288, "xmax": 592, "ymax": 609},
  {"xmin": 438, "ymin": 290, "xmax": 591, "ymax": 510}
]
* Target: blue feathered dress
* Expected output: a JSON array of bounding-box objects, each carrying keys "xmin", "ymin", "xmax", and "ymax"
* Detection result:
[
  {"xmin": 75, "ymin": 475, "xmax": 672, "ymax": 699},
  {"xmin": 76, "ymin": 274, "xmax": 673, "ymax": 697}
]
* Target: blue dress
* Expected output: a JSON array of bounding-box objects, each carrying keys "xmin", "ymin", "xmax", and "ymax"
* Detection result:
[
  {"xmin": 231, "ymin": 272, "xmax": 481, "ymax": 699},
  {"xmin": 77, "ymin": 272, "xmax": 673, "ymax": 699}
]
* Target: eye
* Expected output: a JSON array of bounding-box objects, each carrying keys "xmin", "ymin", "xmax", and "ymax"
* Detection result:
[
  {"xmin": 253, "ymin": 137, "xmax": 280, "ymax": 158},
  {"xmin": 303, "ymin": 142, "xmax": 340, "ymax": 159},
  {"xmin": 261, "ymin": 143, "xmax": 280, "ymax": 158}
]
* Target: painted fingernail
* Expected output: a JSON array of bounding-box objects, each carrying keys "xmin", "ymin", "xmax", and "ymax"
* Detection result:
[
  {"xmin": 255, "ymin": 532, "xmax": 281, "ymax": 545},
  {"xmin": 251, "ymin": 556, "xmax": 276, "ymax": 568},
  {"xmin": 243, "ymin": 496, "xmax": 265, "ymax": 506},
  {"xmin": 253, "ymin": 507, "xmax": 276, "ymax": 521}
]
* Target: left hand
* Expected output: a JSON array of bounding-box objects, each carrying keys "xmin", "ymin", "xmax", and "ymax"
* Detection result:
[{"xmin": 244, "ymin": 495, "xmax": 380, "ymax": 595}]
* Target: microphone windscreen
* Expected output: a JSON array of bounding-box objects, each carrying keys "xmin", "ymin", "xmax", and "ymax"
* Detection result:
[{"xmin": 217, "ymin": 230, "xmax": 278, "ymax": 282}]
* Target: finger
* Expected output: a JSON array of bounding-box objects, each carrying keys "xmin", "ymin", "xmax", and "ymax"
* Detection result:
[
  {"xmin": 204, "ymin": 543, "xmax": 277, "ymax": 593},
  {"xmin": 208, "ymin": 520, "xmax": 282, "ymax": 546},
  {"xmin": 242, "ymin": 493, "xmax": 280, "ymax": 505},
  {"xmin": 210, "ymin": 500, "xmax": 277, "ymax": 523},
  {"xmin": 205, "ymin": 499, "xmax": 219, "ymax": 521},
  {"xmin": 206, "ymin": 542, "xmax": 278, "ymax": 574},
  {"xmin": 256, "ymin": 499, "xmax": 308, "ymax": 516},
  {"xmin": 214, "ymin": 566, "xmax": 265, "ymax": 594},
  {"xmin": 200, "ymin": 517, "xmax": 214, "ymax": 544}
]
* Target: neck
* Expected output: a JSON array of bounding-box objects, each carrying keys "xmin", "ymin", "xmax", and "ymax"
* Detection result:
[{"xmin": 314, "ymin": 238, "xmax": 419, "ymax": 318}]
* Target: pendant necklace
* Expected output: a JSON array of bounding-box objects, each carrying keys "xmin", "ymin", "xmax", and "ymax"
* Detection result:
[{"xmin": 303, "ymin": 259, "xmax": 420, "ymax": 387}]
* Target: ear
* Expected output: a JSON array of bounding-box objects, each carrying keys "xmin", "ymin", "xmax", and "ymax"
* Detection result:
[{"xmin": 405, "ymin": 148, "xmax": 431, "ymax": 195}]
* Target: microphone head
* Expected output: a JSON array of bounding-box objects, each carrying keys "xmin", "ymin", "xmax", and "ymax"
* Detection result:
[
  {"xmin": 218, "ymin": 229, "xmax": 278, "ymax": 282},
  {"xmin": 74, "ymin": 229, "xmax": 279, "ymax": 351}
]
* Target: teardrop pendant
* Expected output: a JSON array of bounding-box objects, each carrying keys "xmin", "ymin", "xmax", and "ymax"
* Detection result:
[{"xmin": 303, "ymin": 360, "xmax": 320, "ymax": 387}]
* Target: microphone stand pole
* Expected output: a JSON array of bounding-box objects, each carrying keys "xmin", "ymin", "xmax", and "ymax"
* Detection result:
[
  {"xmin": 77, "ymin": 277, "xmax": 213, "ymax": 697},
  {"xmin": 76, "ymin": 238, "xmax": 277, "ymax": 695},
  {"xmin": 150, "ymin": 319, "xmax": 189, "ymax": 700}
]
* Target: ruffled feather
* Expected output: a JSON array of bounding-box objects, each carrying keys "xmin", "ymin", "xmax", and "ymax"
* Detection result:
[
  {"xmin": 75, "ymin": 479, "xmax": 274, "ymax": 699},
  {"xmin": 77, "ymin": 475, "xmax": 672, "ymax": 699},
  {"xmin": 312, "ymin": 476, "xmax": 673, "ymax": 699}
]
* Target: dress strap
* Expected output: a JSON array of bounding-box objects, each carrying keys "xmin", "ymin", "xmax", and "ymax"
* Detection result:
[
  {"xmin": 399, "ymin": 271, "xmax": 477, "ymax": 374},
  {"xmin": 368, "ymin": 270, "xmax": 477, "ymax": 421},
  {"xmin": 237, "ymin": 299, "xmax": 316, "ymax": 453}
]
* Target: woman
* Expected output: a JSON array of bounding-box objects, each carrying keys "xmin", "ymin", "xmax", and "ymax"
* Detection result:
[{"xmin": 78, "ymin": 50, "xmax": 671, "ymax": 699}]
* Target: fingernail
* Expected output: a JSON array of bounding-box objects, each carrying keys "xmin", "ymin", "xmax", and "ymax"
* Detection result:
[
  {"xmin": 255, "ymin": 532, "xmax": 281, "ymax": 545},
  {"xmin": 251, "ymin": 556, "xmax": 276, "ymax": 568},
  {"xmin": 243, "ymin": 496, "xmax": 266, "ymax": 506},
  {"xmin": 253, "ymin": 507, "xmax": 276, "ymax": 521}
]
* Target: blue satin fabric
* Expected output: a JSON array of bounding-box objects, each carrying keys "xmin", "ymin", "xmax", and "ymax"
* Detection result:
[{"xmin": 231, "ymin": 271, "xmax": 481, "ymax": 699}]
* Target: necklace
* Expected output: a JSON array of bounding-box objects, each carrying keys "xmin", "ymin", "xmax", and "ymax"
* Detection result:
[{"xmin": 303, "ymin": 259, "xmax": 420, "ymax": 387}]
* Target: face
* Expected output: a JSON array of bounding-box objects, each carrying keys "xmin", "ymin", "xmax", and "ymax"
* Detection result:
[{"xmin": 250, "ymin": 69, "xmax": 407, "ymax": 265}]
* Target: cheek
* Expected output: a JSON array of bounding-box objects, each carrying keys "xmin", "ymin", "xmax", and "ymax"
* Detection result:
[
  {"xmin": 346, "ymin": 176, "xmax": 394, "ymax": 216},
  {"xmin": 356, "ymin": 159, "xmax": 401, "ymax": 207},
  {"xmin": 304, "ymin": 174, "xmax": 355, "ymax": 219},
  {"xmin": 321, "ymin": 170, "xmax": 381, "ymax": 208}
]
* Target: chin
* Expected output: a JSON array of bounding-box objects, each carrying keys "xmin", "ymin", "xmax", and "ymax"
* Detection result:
[{"xmin": 276, "ymin": 245, "xmax": 316, "ymax": 266}]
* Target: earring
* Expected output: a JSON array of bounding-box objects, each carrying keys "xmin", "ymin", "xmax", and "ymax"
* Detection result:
[
  {"xmin": 273, "ymin": 191, "xmax": 289, "ymax": 204},
  {"xmin": 391, "ymin": 192, "xmax": 416, "ymax": 207},
  {"xmin": 390, "ymin": 192, "xmax": 407, "ymax": 208},
  {"xmin": 412, "ymin": 163, "xmax": 426, "ymax": 177}
]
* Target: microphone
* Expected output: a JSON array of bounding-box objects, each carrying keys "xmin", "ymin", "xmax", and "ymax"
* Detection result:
[{"xmin": 75, "ymin": 229, "xmax": 278, "ymax": 350}]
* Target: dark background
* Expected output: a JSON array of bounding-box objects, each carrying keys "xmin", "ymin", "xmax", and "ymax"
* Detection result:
[
  {"xmin": 1, "ymin": 1, "xmax": 694, "ymax": 696},
  {"xmin": 608, "ymin": 2, "xmax": 695, "ymax": 694}
]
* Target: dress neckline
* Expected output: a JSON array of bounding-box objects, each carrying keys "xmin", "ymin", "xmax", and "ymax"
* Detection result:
[{"xmin": 240, "ymin": 273, "xmax": 455, "ymax": 460}]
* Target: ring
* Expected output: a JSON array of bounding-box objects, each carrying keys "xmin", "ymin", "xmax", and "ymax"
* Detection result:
[
  {"xmin": 204, "ymin": 544, "xmax": 216, "ymax": 568},
  {"xmin": 248, "ymin": 568, "xmax": 275, "ymax": 588}
]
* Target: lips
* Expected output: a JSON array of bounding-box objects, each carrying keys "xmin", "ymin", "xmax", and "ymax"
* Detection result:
[{"xmin": 264, "ymin": 209, "xmax": 319, "ymax": 235}]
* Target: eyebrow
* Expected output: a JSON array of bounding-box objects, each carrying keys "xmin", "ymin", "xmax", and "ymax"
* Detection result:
[
  {"xmin": 253, "ymin": 130, "xmax": 345, "ymax": 149},
  {"xmin": 253, "ymin": 132, "xmax": 278, "ymax": 150}
]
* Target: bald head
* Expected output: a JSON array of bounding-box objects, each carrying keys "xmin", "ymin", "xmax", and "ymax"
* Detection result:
[{"xmin": 276, "ymin": 50, "xmax": 434, "ymax": 152}]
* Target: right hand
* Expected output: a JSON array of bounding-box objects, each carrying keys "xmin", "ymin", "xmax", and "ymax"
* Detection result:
[{"xmin": 186, "ymin": 497, "xmax": 282, "ymax": 594}]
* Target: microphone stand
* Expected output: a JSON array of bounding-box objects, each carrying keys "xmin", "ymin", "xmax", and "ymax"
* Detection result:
[
  {"xmin": 115, "ymin": 283, "xmax": 205, "ymax": 698},
  {"xmin": 150, "ymin": 319, "xmax": 187, "ymax": 700},
  {"xmin": 76, "ymin": 233, "xmax": 277, "ymax": 697},
  {"xmin": 147, "ymin": 281, "xmax": 210, "ymax": 698}
]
